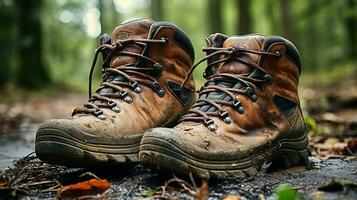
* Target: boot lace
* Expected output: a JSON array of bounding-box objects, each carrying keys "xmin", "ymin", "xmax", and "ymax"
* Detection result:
[
  {"xmin": 179, "ymin": 45, "xmax": 281, "ymax": 131},
  {"xmin": 72, "ymin": 38, "xmax": 167, "ymax": 119}
]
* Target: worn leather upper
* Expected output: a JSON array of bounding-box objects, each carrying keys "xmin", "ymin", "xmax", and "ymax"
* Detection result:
[
  {"xmin": 148, "ymin": 34, "xmax": 306, "ymax": 159},
  {"xmin": 40, "ymin": 19, "xmax": 196, "ymax": 144}
]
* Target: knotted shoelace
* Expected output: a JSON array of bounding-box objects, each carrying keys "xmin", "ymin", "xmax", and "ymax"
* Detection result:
[
  {"xmin": 72, "ymin": 38, "xmax": 167, "ymax": 119},
  {"xmin": 179, "ymin": 45, "xmax": 281, "ymax": 131}
]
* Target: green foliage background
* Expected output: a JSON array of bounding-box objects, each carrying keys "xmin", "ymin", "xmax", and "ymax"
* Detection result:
[{"xmin": 0, "ymin": 0, "xmax": 356, "ymax": 91}]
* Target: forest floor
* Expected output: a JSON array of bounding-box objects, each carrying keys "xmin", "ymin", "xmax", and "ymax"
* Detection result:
[{"xmin": 0, "ymin": 67, "xmax": 356, "ymax": 200}]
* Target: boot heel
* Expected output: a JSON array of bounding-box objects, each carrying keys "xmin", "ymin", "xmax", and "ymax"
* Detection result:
[{"xmin": 269, "ymin": 147, "xmax": 311, "ymax": 170}]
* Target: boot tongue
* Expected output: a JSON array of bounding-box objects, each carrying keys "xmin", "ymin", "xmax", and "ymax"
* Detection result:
[
  {"xmin": 110, "ymin": 19, "xmax": 155, "ymax": 67},
  {"xmin": 218, "ymin": 36, "xmax": 264, "ymax": 74},
  {"xmin": 197, "ymin": 35, "xmax": 264, "ymax": 113},
  {"xmin": 95, "ymin": 19, "xmax": 155, "ymax": 103}
]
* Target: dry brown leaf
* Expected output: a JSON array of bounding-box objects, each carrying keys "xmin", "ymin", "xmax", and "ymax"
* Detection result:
[
  {"xmin": 347, "ymin": 139, "xmax": 357, "ymax": 151},
  {"xmin": 58, "ymin": 178, "xmax": 111, "ymax": 198},
  {"xmin": 332, "ymin": 143, "xmax": 348, "ymax": 154},
  {"xmin": 195, "ymin": 181, "xmax": 209, "ymax": 200},
  {"xmin": 313, "ymin": 138, "xmax": 348, "ymax": 159},
  {"xmin": 309, "ymin": 136, "xmax": 323, "ymax": 144},
  {"xmin": 345, "ymin": 156, "xmax": 357, "ymax": 161},
  {"xmin": 324, "ymin": 138, "xmax": 340, "ymax": 145},
  {"xmin": 0, "ymin": 180, "xmax": 8, "ymax": 188},
  {"xmin": 223, "ymin": 194, "xmax": 241, "ymax": 200},
  {"xmin": 312, "ymin": 137, "xmax": 357, "ymax": 159}
]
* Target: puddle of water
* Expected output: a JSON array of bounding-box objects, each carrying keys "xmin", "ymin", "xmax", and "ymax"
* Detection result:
[{"xmin": 0, "ymin": 130, "xmax": 36, "ymax": 169}]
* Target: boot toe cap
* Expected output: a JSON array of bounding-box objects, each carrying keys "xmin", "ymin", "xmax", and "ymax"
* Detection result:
[{"xmin": 35, "ymin": 118, "xmax": 142, "ymax": 167}]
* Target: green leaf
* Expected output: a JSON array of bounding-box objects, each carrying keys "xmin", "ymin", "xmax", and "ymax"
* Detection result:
[
  {"xmin": 141, "ymin": 188, "xmax": 156, "ymax": 197},
  {"xmin": 275, "ymin": 184, "xmax": 301, "ymax": 200},
  {"xmin": 304, "ymin": 116, "xmax": 316, "ymax": 131}
]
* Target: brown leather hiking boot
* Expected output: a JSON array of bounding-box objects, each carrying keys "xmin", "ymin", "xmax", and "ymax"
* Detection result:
[
  {"xmin": 139, "ymin": 34, "xmax": 310, "ymax": 179},
  {"xmin": 35, "ymin": 19, "xmax": 196, "ymax": 167}
]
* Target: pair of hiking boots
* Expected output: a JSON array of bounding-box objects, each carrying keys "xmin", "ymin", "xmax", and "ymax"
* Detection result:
[{"xmin": 35, "ymin": 19, "xmax": 310, "ymax": 180}]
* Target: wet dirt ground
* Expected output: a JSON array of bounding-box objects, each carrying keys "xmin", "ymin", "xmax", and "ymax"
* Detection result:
[
  {"xmin": 0, "ymin": 128, "xmax": 36, "ymax": 169},
  {"xmin": 1, "ymin": 75, "xmax": 357, "ymax": 199},
  {"xmin": 0, "ymin": 127, "xmax": 356, "ymax": 199}
]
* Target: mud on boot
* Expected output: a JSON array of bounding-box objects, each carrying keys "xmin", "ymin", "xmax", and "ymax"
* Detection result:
[
  {"xmin": 139, "ymin": 33, "xmax": 310, "ymax": 179},
  {"xmin": 35, "ymin": 19, "xmax": 196, "ymax": 168}
]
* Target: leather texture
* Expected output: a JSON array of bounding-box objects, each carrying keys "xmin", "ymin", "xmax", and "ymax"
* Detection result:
[
  {"xmin": 166, "ymin": 35, "xmax": 305, "ymax": 154},
  {"xmin": 139, "ymin": 34, "xmax": 310, "ymax": 179},
  {"xmin": 35, "ymin": 18, "xmax": 196, "ymax": 167}
]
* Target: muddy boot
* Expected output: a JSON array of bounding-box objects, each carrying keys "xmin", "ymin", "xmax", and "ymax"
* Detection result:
[
  {"xmin": 139, "ymin": 34, "xmax": 310, "ymax": 179},
  {"xmin": 35, "ymin": 19, "xmax": 196, "ymax": 168}
]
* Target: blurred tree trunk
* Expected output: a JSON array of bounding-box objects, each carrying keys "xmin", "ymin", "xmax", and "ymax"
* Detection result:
[
  {"xmin": 99, "ymin": 0, "xmax": 116, "ymax": 34},
  {"xmin": 16, "ymin": 0, "xmax": 50, "ymax": 88},
  {"xmin": 151, "ymin": 0, "xmax": 163, "ymax": 20},
  {"xmin": 280, "ymin": 0, "xmax": 294, "ymax": 41},
  {"xmin": 344, "ymin": 0, "xmax": 357, "ymax": 61},
  {"xmin": 305, "ymin": 1, "xmax": 318, "ymax": 69},
  {"xmin": 0, "ymin": 2, "xmax": 16, "ymax": 86},
  {"xmin": 207, "ymin": 0, "xmax": 223, "ymax": 33},
  {"xmin": 236, "ymin": 0, "xmax": 251, "ymax": 34},
  {"xmin": 265, "ymin": 0, "xmax": 281, "ymax": 35}
]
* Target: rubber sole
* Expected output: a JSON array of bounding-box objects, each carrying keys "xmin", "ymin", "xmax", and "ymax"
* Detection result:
[
  {"xmin": 138, "ymin": 134, "xmax": 311, "ymax": 180},
  {"xmin": 35, "ymin": 128, "xmax": 141, "ymax": 168}
]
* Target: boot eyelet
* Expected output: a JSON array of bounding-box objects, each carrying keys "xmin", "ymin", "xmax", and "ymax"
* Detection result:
[
  {"xmin": 233, "ymin": 100, "xmax": 244, "ymax": 114},
  {"xmin": 120, "ymin": 91, "xmax": 133, "ymax": 103},
  {"xmin": 238, "ymin": 106, "xmax": 245, "ymax": 114},
  {"xmin": 245, "ymin": 86, "xmax": 253, "ymax": 95},
  {"xmin": 275, "ymin": 51, "xmax": 281, "ymax": 57},
  {"xmin": 207, "ymin": 123, "xmax": 218, "ymax": 131},
  {"xmin": 251, "ymin": 94, "xmax": 258, "ymax": 102},
  {"xmin": 224, "ymin": 117, "xmax": 232, "ymax": 124},
  {"xmin": 94, "ymin": 109, "xmax": 106, "ymax": 120},
  {"xmin": 218, "ymin": 110, "xmax": 228, "ymax": 117},
  {"xmin": 204, "ymin": 118, "xmax": 218, "ymax": 131},
  {"xmin": 107, "ymin": 101, "xmax": 120, "ymax": 113},
  {"xmin": 264, "ymin": 74, "xmax": 273, "ymax": 84},
  {"xmin": 245, "ymin": 87, "xmax": 258, "ymax": 102},
  {"xmin": 152, "ymin": 81, "xmax": 165, "ymax": 97},
  {"xmin": 124, "ymin": 96, "xmax": 133, "ymax": 103},
  {"xmin": 129, "ymin": 81, "xmax": 142, "ymax": 93},
  {"xmin": 161, "ymin": 37, "xmax": 168, "ymax": 43},
  {"xmin": 204, "ymin": 118, "xmax": 213, "ymax": 125},
  {"xmin": 112, "ymin": 106, "xmax": 120, "ymax": 112},
  {"xmin": 153, "ymin": 63, "xmax": 163, "ymax": 75},
  {"xmin": 218, "ymin": 110, "xmax": 232, "ymax": 124}
]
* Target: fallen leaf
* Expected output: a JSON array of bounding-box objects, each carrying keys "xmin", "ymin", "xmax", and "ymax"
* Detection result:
[
  {"xmin": 223, "ymin": 194, "xmax": 241, "ymax": 200},
  {"xmin": 312, "ymin": 137, "xmax": 350, "ymax": 159},
  {"xmin": 196, "ymin": 181, "xmax": 209, "ymax": 200},
  {"xmin": 0, "ymin": 180, "xmax": 8, "ymax": 188},
  {"xmin": 344, "ymin": 156, "xmax": 357, "ymax": 161},
  {"xmin": 324, "ymin": 138, "xmax": 339, "ymax": 145},
  {"xmin": 321, "ymin": 113, "xmax": 341, "ymax": 123},
  {"xmin": 141, "ymin": 188, "xmax": 156, "ymax": 197},
  {"xmin": 311, "ymin": 191, "xmax": 325, "ymax": 199},
  {"xmin": 347, "ymin": 139, "xmax": 357, "ymax": 152},
  {"xmin": 58, "ymin": 178, "xmax": 111, "ymax": 198}
]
